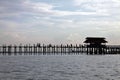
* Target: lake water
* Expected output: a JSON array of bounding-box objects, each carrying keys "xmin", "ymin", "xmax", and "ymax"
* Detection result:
[{"xmin": 0, "ymin": 54, "xmax": 120, "ymax": 80}]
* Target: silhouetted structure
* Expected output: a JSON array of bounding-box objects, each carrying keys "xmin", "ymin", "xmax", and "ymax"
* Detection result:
[
  {"xmin": 0, "ymin": 37, "xmax": 120, "ymax": 55},
  {"xmin": 84, "ymin": 37, "xmax": 107, "ymax": 54}
]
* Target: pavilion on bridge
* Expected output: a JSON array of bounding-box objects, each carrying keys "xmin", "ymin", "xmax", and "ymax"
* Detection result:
[{"xmin": 84, "ymin": 37, "xmax": 108, "ymax": 54}]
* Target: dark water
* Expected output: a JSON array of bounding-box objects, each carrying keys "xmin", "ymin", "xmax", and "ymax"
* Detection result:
[{"xmin": 0, "ymin": 54, "xmax": 120, "ymax": 80}]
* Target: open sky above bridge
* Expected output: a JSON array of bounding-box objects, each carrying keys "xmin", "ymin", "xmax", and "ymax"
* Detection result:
[{"xmin": 0, "ymin": 0, "xmax": 120, "ymax": 45}]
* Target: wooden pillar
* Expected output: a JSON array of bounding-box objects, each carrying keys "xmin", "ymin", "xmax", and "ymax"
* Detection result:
[
  {"xmin": 73, "ymin": 45, "xmax": 76, "ymax": 55},
  {"xmin": 79, "ymin": 45, "xmax": 81, "ymax": 53},
  {"xmin": 81, "ymin": 45, "xmax": 83, "ymax": 53},
  {"xmin": 30, "ymin": 45, "xmax": 32, "ymax": 55},
  {"xmin": 37, "ymin": 43, "xmax": 41, "ymax": 54},
  {"xmin": 26, "ymin": 45, "xmax": 28, "ymax": 54},
  {"xmin": 33, "ymin": 44, "xmax": 36, "ymax": 55},
  {"xmin": 46, "ymin": 45, "xmax": 48, "ymax": 54},
  {"xmin": 65, "ymin": 45, "xmax": 67, "ymax": 54},
  {"xmin": 60, "ymin": 44, "xmax": 62, "ymax": 54},
  {"xmin": 86, "ymin": 45, "xmax": 89, "ymax": 55},
  {"xmin": 42, "ymin": 44, "xmax": 44, "ymax": 54},
  {"xmin": 44, "ymin": 45, "xmax": 46, "ymax": 55},
  {"xmin": 48, "ymin": 45, "xmax": 50, "ymax": 54},
  {"xmin": 56, "ymin": 45, "xmax": 58, "ymax": 54},
  {"xmin": 104, "ymin": 47, "xmax": 107, "ymax": 54},
  {"xmin": 0, "ymin": 46, "xmax": 1, "ymax": 54},
  {"xmin": 119, "ymin": 47, "xmax": 120, "ymax": 54},
  {"xmin": 53, "ymin": 45, "xmax": 55, "ymax": 54},
  {"xmin": 19, "ymin": 44, "xmax": 22, "ymax": 55},
  {"xmin": 75, "ymin": 44, "xmax": 77, "ymax": 54},
  {"xmin": 8, "ymin": 45, "xmax": 12, "ymax": 55},
  {"xmin": 98, "ymin": 47, "xmax": 101, "ymax": 55},
  {"xmin": 67, "ymin": 44, "xmax": 69, "ymax": 55},
  {"xmin": 23, "ymin": 45, "xmax": 26, "ymax": 55},
  {"xmin": 89, "ymin": 47, "xmax": 93, "ymax": 55},
  {"xmin": 108, "ymin": 46, "xmax": 110, "ymax": 54},
  {"xmin": 14, "ymin": 45, "xmax": 17, "ymax": 54},
  {"xmin": 3, "ymin": 45, "xmax": 5, "ymax": 54},
  {"xmin": 118, "ymin": 47, "xmax": 120, "ymax": 54},
  {"xmin": 62, "ymin": 45, "xmax": 65, "ymax": 54},
  {"xmin": 33, "ymin": 44, "xmax": 35, "ymax": 53},
  {"xmin": 28, "ymin": 44, "xmax": 30, "ymax": 55}
]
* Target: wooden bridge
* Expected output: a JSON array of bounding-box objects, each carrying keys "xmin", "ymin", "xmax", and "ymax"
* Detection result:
[
  {"xmin": 0, "ymin": 44, "xmax": 120, "ymax": 55},
  {"xmin": 0, "ymin": 37, "xmax": 120, "ymax": 55}
]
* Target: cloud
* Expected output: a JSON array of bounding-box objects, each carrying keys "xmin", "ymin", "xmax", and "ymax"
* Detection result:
[
  {"xmin": 0, "ymin": 20, "xmax": 21, "ymax": 31},
  {"xmin": 0, "ymin": 0, "xmax": 120, "ymax": 19},
  {"xmin": 0, "ymin": 31, "xmax": 27, "ymax": 45},
  {"xmin": 66, "ymin": 33, "xmax": 83, "ymax": 44},
  {"xmin": 0, "ymin": 0, "xmax": 120, "ymax": 44},
  {"xmin": 0, "ymin": 0, "xmax": 55, "ymax": 19},
  {"xmin": 0, "ymin": 0, "xmax": 112, "ymax": 20},
  {"xmin": 73, "ymin": 0, "xmax": 120, "ymax": 18}
]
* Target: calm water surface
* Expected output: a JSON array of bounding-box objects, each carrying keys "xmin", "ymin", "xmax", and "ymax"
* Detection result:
[{"xmin": 0, "ymin": 54, "xmax": 120, "ymax": 80}]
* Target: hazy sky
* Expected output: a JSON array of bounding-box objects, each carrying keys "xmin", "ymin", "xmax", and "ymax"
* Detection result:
[{"xmin": 0, "ymin": 0, "xmax": 120, "ymax": 45}]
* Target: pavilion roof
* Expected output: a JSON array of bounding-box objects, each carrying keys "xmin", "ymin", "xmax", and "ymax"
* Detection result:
[{"xmin": 84, "ymin": 37, "xmax": 107, "ymax": 43}]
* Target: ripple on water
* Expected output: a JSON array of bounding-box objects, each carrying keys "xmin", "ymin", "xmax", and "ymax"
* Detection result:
[{"xmin": 0, "ymin": 55, "xmax": 120, "ymax": 80}]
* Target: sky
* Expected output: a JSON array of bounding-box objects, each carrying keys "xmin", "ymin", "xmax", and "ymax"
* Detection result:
[{"xmin": 0, "ymin": 0, "xmax": 120, "ymax": 45}]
